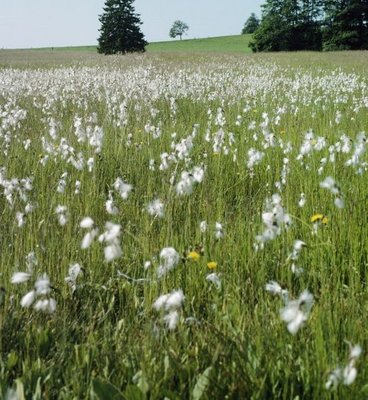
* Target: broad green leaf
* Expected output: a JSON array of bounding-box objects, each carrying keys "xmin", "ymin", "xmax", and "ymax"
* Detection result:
[
  {"xmin": 192, "ymin": 367, "xmax": 212, "ymax": 400},
  {"xmin": 92, "ymin": 377, "xmax": 123, "ymax": 400}
]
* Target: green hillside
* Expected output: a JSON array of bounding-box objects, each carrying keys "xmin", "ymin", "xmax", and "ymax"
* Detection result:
[
  {"xmin": 24, "ymin": 35, "xmax": 253, "ymax": 54},
  {"xmin": 147, "ymin": 34, "xmax": 252, "ymax": 53}
]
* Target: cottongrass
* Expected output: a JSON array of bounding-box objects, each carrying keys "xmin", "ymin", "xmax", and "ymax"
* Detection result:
[{"xmin": 1, "ymin": 51, "xmax": 368, "ymax": 398}]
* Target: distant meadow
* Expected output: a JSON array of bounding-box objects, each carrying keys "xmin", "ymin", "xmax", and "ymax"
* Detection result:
[{"xmin": 0, "ymin": 49, "xmax": 368, "ymax": 398}]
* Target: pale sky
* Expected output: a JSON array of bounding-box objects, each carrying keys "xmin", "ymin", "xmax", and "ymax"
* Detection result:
[{"xmin": 0, "ymin": 0, "xmax": 264, "ymax": 49}]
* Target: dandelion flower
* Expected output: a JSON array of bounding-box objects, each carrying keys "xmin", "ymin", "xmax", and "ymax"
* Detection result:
[
  {"xmin": 207, "ymin": 261, "xmax": 217, "ymax": 270},
  {"xmin": 311, "ymin": 213, "xmax": 326, "ymax": 223},
  {"xmin": 187, "ymin": 251, "xmax": 200, "ymax": 262}
]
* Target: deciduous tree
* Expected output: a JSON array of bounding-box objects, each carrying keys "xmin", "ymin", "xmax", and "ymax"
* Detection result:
[{"xmin": 169, "ymin": 20, "xmax": 189, "ymax": 40}]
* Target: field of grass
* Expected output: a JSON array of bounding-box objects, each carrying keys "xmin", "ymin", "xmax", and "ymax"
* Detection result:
[
  {"xmin": 2, "ymin": 34, "xmax": 252, "ymax": 55},
  {"xmin": 147, "ymin": 34, "xmax": 252, "ymax": 53},
  {"xmin": 0, "ymin": 49, "xmax": 368, "ymax": 399}
]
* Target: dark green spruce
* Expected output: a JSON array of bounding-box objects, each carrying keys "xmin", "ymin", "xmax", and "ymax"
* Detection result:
[
  {"xmin": 242, "ymin": 13, "xmax": 260, "ymax": 34},
  {"xmin": 98, "ymin": 0, "xmax": 147, "ymax": 55}
]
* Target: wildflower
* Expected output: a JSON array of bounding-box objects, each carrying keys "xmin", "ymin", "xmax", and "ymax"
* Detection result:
[
  {"xmin": 157, "ymin": 247, "xmax": 180, "ymax": 278},
  {"xmin": 255, "ymin": 194, "xmax": 291, "ymax": 249},
  {"xmin": 157, "ymin": 290, "xmax": 184, "ymax": 311},
  {"xmin": 215, "ymin": 222, "xmax": 224, "ymax": 239},
  {"xmin": 207, "ymin": 261, "xmax": 217, "ymax": 270},
  {"xmin": 206, "ymin": 273, "xmax": 221, "ymax": 289},
  {"xmin": 280, "ymin": 290, "xmax": 313, "ymax": 334},
  {"xmin": 57, "ymin": 172, "xmax": 68, "ymax": 193},
  {"xmin": 34, "ymin": 298, "xmax": 56, "ymax": 313},
  {"xmin": 19, "ymin": 273, "xmax": 56, "ymax": 313},
  {"xmin": 153, "ymin": 289, "xmax": 184, "ymax": 330},
  {"xmin": 200, "ymin": 220, "xmax": 208, "ymax": 233},
  {"xmin": 288, "ymin": 240, "xmax": 306, "ymax": 274},
  {"xmin": 25, "ymin": 251, "xmax": 38, "ymax": 272},
  {"xmin": 114, "ymin": 177, "xmax": 132, "ymax": 200},
  {"xmin": 87, "ymin": 157, "xmax": 94, "ymax": 172},
  {"xmin": 147, "ymin": 199, "xmax": 165, "ymax": 218},
  {"xmin": 25, "ymin": 251, "xmax": 37, "ymax": 271},
  {"xmin": 55, "ymin": 205, "xmax": 68, "ymax": 226},
  {"xmin": 65, "ymin": 263, "xmax": 83, "ymax": 293},
  {"xmin": 16, "ymin": 212, "xmax": 25, "ymax": 228},
  {"xmin": 334, "ymin": 197, "xmax": 345, "ymax": 209},
  {"xmin": 192, "ymin": 166, "xmax": 204, "ymax": 183},
  {"xmin": 176, "ymin": 167, "xmax": 204, "ymax": 196},
  {"xmin": 326, "ymin": 342, "xmax": 362, "ymax": 389},
  {"xmin": 20, "ymin": 290, "xmax": 36, "ymax": 308},
  {"xmin": 81, "ymin": 229, "xmax": 99, "ymax": 249},
  {"xmin": 11, "ymin": 272, "xmax": 31, "ymax": 284},
  {"xmin": 311, "ymin": 213, "xmax": 328, "ymax": 224},
  {"xmin": 187, "ymin": 251, "xmax": 200, "ymax": 262},
  {"xmin": 80, "ymin": 217, "xmax": 99, "ymax": 249},
  {"xmin": 35, "ymin": 274, "xmax": 51, "ymax": 295},
  {"xmin": 163, "ymin": 310, "xmax": 180, "ymax": 330},
  {"xmin": 265, "ymin": 281, "xmax": 288, "ymax": 302},
  {"xmin": 298, "ymin": 193, "xmax": 306, "ymax": 207},
  {"xmin": 80, "ymin": 217, "xmax": 94, "ymax": 229},
  {"xmin": 105, "ymin": 191, "xmax": 119, "ymax": 215},
  {"xmin": 104, "ymin": 243, "xmax": 122, "ymax": 262},
  {"xmin": 320, "ymin": 176, "xmax": 340, "ymax": 195},
  {"xmin": 176, "ymin": 171, "xmax": 194, "ymax": 196},
  {"xmin": 98, "ymin": 222, "xmax": 122, "ymax": 262},
  {"xmin": 311, "ymin": 213, "xmax": 328, "ymax": 235},
  {"xmin": 247, "ymin": 148, "xmax": 264, "ymax": 171},
  {"xmin": 74, "ymin": 180, "xmax": 81, "ymax": 194}
]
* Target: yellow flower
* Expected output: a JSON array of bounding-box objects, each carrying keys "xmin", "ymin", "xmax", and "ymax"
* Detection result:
[
  {"xmin": 207, "ymin": 261, "xmax": 218, "ymax": 270},
  {"xmin": 187, "ymin": 251, "xmax": 200, "ymax": 262},
  {"xmin": 311, "ymin": 214, "xmax": 328, "ymax": 224}
]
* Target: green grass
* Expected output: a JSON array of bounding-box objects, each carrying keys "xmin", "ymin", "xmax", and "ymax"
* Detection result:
[
  {"xmin": 0, "ymin": 50, "xmax": 368, "ymax": 399},
  {"xmin": 6, "ymin": 34, "xmax": 253, "ymax": 54},
  {"xmin": 146, "ymin": 34, "xmax": 253, "ymax": 53}
]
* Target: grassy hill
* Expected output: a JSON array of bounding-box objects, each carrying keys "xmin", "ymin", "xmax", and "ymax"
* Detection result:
[
  {"xmin": 147, "ymin": 34, "xmax": 252, "ymax": 53},
  {"xmin": 20, "ymin": 34, "xmax": 253, "ymax": 54}
]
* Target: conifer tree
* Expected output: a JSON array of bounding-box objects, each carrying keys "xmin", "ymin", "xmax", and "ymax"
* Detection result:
[
  {"xmin": 242, "ymin": 13, "xmax": 260, "ymax": 34},
  {"xmin": 323, "ymin": 0, "xmax": 368, "ymax": 50},
  {"xmin": 98, "ymin": 0, "xmax": 147, "ymax": 54}
]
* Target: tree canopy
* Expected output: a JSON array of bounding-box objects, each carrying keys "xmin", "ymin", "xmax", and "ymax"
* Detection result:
[
  {"xmin": 242, "ymin": 13, "xmax": 260, "ymax": 34},
  {"xmin": 250, "ymin": 0, "xmax": 368, "ymax": 52},
  {"xmin": 169, "ymin": 20, "xmax": 189, "ymax": 40},
  {"xmin": 98, "ymin": 0, "xmax": 147, "ymax": 55}
]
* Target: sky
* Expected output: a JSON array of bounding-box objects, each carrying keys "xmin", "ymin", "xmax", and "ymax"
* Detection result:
[{"xmin": 0, "ymin": 0, "xmax": 264, "ymax": 49}]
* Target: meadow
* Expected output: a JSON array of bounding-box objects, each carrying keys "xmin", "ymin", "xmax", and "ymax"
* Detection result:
[
  {"xmin": 0, "ymin": 45, "xmax": 368, "ymax": 399},
  {"xmin": 9, "ymin": 34, "xmax": 253, "ymax": 55}
]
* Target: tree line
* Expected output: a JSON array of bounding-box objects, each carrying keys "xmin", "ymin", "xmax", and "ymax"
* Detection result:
[
  {"xmin": 248, "ymin": 0, "xmax": 368, "ymax": 52},
  {"xmin": 97, "ymin": 0, "xmax": 368, "ymax": 55}
]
